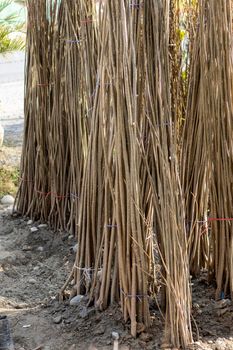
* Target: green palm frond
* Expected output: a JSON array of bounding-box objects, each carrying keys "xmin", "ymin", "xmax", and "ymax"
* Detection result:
[
  {"xmin": 0, "ymin": 0, "xmax": 25, "ymax": 53},
  {"xmin": 0, "ymin": 25, "xmax": 25, "ymax": 53},
  {"xmin": 0, "ymin": 1, "xmax": 12, "ymax": 13},
  {"xmin": 13, "ymin": 0, "xmax": 26, "ymax": 6},
  {"xmin": 0, "ymin": 13, "xmax": 18, "ymax": 25},
  {"xmin": 0, "ymin": 0, "xmax": 25, "ymax": 25},
  {"xmin": 0, "ymin": 36, "xmax": 25, "ymax": 53}
]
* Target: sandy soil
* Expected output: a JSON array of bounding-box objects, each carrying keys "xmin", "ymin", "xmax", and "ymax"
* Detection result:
[{"xmin": 0, "ymin": 210, "xmax": 233, "ymax": 350}]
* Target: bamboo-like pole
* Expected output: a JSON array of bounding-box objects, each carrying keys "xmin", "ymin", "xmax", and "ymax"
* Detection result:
[
  {"xmin": 205, "ymin": 0, "xmax": 233, "ymax": 300},
  {"xmin": 16, "ymin": 0, "xmax": 58, "ymax": 221},
  {"xmin": 181, "ymin": 0, "xmax": 211, "ymax": 276},
  {"xmin": 143, "ymin": 1, "xmax": 193, "ymax": 347}
]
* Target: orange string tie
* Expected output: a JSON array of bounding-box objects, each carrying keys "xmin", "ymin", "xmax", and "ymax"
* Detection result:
[
  {"xmin": 208, "ymin": 218, "xmax": 233, "ymax": 222},
  {"xmin": 80, "ymin": 18, "xmax": 95, "ymax": 25}
]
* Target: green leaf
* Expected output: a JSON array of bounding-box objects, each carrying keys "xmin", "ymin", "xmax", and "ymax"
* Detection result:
[
  {"xmin": 13, "ymin": 0, "xmax": 26, "ymax": 6},
  {"xmin": 0, "ymin": 1, "xmax": 13, "ymax": 14},
  {"xmin": 0, "ymin": 0, "xmax": 25, "ymax": 53}
]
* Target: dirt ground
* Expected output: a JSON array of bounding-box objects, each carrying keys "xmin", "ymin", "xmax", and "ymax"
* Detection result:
[
  {"xmin": 0, "ymin": 211, "xmax": 161, "ymax": 350},
  {"xmin": 0, "ymin": 211, "xmax": 233, "ymax": 350}
]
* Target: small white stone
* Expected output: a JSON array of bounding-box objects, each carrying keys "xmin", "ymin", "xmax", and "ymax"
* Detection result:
[
  {"xmin": 68, "ymin": 346, "xmax": 76, "ymax": 350},
  {"xmin": 1, "ymin": 195, "xmax": 15, "ymax": 205},
  {"xmin": 37, "ymin": 246, "xmax": 44, "ymax": 252},
  {"xmin": 53, "ymin": 315, "xmax": 62, "ymax": 324},
  {"xmin": 28, "ymin": 278, "xmax": 37, "ymax": 284},
  {"xmin": 68, "ymin": 235, "xmax": 74, "ymax": 240},
  {"xmin": 38, "ymin": 224, "xmax": 47, "ymax": 228},
  {"xmin": 27, "ymin": 220, "xmax": 33, "ymax": 225},
  {"xmin": 70, "ymin": 295, "xmax": 84, "ymax": 305},
  {"xmin": 6, "ymin": 206, "xmax": 13, "ymax": 214},
  {"xmin": 30, "ymin": 227, "xmax": 38, "ymax": 233},
  {"xmin": 215, "ymin": 339, "xmax": 226, "ymax": 350},
  {"xmin": 72, "ymin": 244, "xmax": 78, "ymax": 253},
  {"xmin": 112, "ymin": 332, "xmax": 119, "ymax": 340}
]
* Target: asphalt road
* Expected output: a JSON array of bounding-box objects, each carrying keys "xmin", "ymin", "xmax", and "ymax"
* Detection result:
[
  {"xmin": 0, "ymin": 52, "xmax": 25, "ymax": 146},
  {"xmin": 0, "ymin": 53, "xmax": 24, "ymax": 84}
]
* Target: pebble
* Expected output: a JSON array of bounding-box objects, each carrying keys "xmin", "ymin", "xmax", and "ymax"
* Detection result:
[
  {"xmin": 27, "ymin": 220, "xmax": 33, "ymax": 225},
  {"xmin": 72, "ymin": 244, "xmax": 78, "ymax": 253},
  {"xmin": 70, "ymin": 295, "xmax": 84, "ymax": 305},
  {"xmin": 93, "ymin": 325, "xmax": 105, "ymax": 335},
  {"xmin": 112, "ymin": 332, "xmax": 119, "ymax": 340},
  {"xmin": 38, "ymin": 224, "xmax": 48, "ymax": 228},
  {"xmin": 194, "ymin": 342, "xmax": 201, "ymax": 346},
  {"xmin": 6, "ymin": 205, "xmax": 13, "ymax": 213},
  {"xmin": 215, "ymin": 339, "xmax": 226, "ymax": 350},
  {"xmin": 37, "ymin": 246, "xmax": 44, "ymax": 252},
  {"xmin": 139, "ymin": 332, "xmax": 153, "ymax": 342},
  {"xmin": 53, "ymin": 315, "xmax": 62, "ymax": 324},
  {"xmin": 28, "ymin": 278, "xmax": 37, "ymax": 284},
  {"xmin": 0, "ymin": 195, "xmax": 15, "ymax": 205},
  {"xmin": 22, "ymin": 245, "xmax": 31, "ymax": 251},
  {"xmin": 30, "ymin": 227, "xmax": 38, "ymax": 233},
  {"xmin": 64, "ymin": 319, "xmax": 71, "ymax": 324},
  {"xmin": 193, "ymin": 302, "xmax": 200, "ymax": 310}
]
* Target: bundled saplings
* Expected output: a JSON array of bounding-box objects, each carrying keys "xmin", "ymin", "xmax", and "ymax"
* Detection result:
[
  {"xmin": 204, "ymin": 0, "xmax": 233, "ymax": 300},
  {"xmin": 143, "ymin": 1, "xmax": 193, "ymax": 347},
  {"xmin": 17, "ymin": 0, "xmax": 233, "ymax": 347}
]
